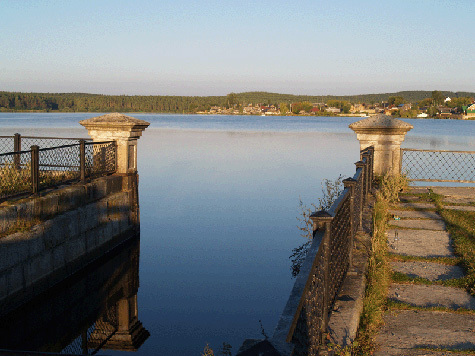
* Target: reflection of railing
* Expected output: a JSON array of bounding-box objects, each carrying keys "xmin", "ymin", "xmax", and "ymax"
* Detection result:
[
  {"xmin": 0, "ymin": 138, "xmax": 116, "ymax": 201},
  {"xmin": 61, "ymin": 308, "xmax": 119, "ymax": 355},
  {"xmin": 272, "ymin": 147, "xmax": 374, "ymax": 355},
  {"xmin": 401, "ymin": 148, "xmax": 475, "ymax": 183}
]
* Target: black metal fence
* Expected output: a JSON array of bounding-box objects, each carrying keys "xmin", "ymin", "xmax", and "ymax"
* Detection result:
[
  {"xmin": 272, "ymin": 147, "xmax": 374, "ymax": 356},
  {"xmin": 60, "ymin": 306, "xmax": 119, "ymax": 355},
  {"xmin": 401, "ymin": 148, "xmax": 475, "ymax": 183},
  {"xmin": 0, "ymin": 133, "xmax": 91, "ymax": 154},
  {"xmin": 0, "ymin": 137, "xmax": 116, "ymax": 201}
]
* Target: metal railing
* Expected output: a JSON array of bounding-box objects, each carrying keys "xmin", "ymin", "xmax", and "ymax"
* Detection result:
[
  {"xmin": 272, "ymin": 147, "xmax": 374, "ymax": 356},
  {"xmin": 0, "ymin": 133, "xmax": 91, "ymax": 154},
  {"xmin": 401, "ymin": 148, "xmax": 475, "ymax": 183},
  {"xmin": 0, "ymin": 139, "xmax": 116, "ymax": 201}
]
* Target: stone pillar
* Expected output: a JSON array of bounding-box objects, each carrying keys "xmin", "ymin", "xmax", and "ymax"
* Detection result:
[
  {"xmin": 349, "ymin": 114, "xmax": 413, "ymax": 176},
  {"xmin": 80, "ymin": 113, "xmax": 150, "ymax": 174}
]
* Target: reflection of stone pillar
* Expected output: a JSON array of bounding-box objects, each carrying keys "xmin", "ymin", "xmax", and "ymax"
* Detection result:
[
  {"xmin": 80, "ymin": 113, "xmax": 150, "ymax": 174},
  {"xmin": 88, "ymin": 295, "xmax": 150, "ymax": 351},
  {"xmin": 349, "ymin": 114, "xmax": 413, "ymax": 175}
]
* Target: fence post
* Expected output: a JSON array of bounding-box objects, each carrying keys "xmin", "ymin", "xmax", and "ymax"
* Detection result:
[
  {"xmin": 355, "ymin": 161, "xmax": 365, "ymax": 231},
  {"xmin": 80, "ymin": 113, "xmax": 149, "ymax": 174},
  {"xmin": 349, "ymin": 114, "xmax": 413, "ymax": 176},
  {"xmin": 362, "ymin": 151, "xmax": 371, "ymax": 201},
  {"xmin": 310, "ymin": 210, "xmax": 333, "ymax": 349},
  {"xmin": 368, "ymin": 146, "xmax": 374, "ymax": 190},
  {"xmin": 13, "ymin": 133, "xmax": 21, "ymax": 170},
  {"xmin": 400, "ymin": 148, "xmax": 404, "ymax": 176},
  {"xmin": 343, "ymin": 177, "xmax": 356, "ymax": 267},
  {"xmin": 31, "ymin": 145, "xmax": 39, "ymax": 195},
  {"xmin": 79, "ymin": 139, "xmax": 86, "ymax": 183}
]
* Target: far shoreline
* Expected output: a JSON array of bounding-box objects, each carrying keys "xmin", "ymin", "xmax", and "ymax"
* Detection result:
[{"xmin": 0, "ymin": 110, "xmax": 473, "ymax": 121}]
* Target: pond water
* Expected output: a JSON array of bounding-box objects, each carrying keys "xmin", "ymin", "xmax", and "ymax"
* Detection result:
[{"xmin": 0, "ymin": 113, "xmax": 473, "ymax": 355}]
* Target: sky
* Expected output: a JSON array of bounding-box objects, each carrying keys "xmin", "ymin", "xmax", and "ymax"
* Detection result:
[{"xmin": 1, "ymin": 0, "xmax": 474, "ymax": 96}]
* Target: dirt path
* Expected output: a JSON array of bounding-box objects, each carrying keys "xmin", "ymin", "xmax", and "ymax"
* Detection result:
[{"xmin": 374, "ymin": 187, "xmax": 475, "ymax": 355}]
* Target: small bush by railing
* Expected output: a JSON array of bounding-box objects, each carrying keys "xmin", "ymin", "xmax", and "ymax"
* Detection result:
[
  {"xmin": 0, "ymin": 140, "xmax": 116, "ymax": 201},
  {"xmin": 271, "ymin": 147, "xmax": 374, "ymax": 356}
]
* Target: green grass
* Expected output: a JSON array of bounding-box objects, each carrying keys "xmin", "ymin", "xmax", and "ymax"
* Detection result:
[{"xmin": 353, "ymin": 191, "xmax": 392, "ymax": 355}]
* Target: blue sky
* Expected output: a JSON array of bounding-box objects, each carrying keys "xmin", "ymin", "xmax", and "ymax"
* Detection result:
[{"xmin": 1, "ymin": 0, "xmax": 473, "ymax": 96}]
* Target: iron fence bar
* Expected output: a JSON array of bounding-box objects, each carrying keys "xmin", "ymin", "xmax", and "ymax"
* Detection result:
[
  {"xmin": 343, "ymin": 178, "xmax": 356, "ymax": 267},
  {"xmin": 21, "ymin": 135, "xmax": 92, "ymax": 141},
  {"xmin": 31, "ymin": 145, "xmax": 39, "ymax": 195},
  {"xmin": 402, "ymin": 148, "xmax": 475, "ymax": 154},
  {"xmin": 320, "ymin": 217, "xmax": 332, "ymax": 348},
  {"xmin": 80, "ymin": 140, "xmax": 86, "ymax": 183},
  {"xmin": 13, "ymin": 133, "xmax": 21, "ymax": 170},
  {"xmin": 409, "ymin": 179, "xmax": 475, "ymax": 183}
]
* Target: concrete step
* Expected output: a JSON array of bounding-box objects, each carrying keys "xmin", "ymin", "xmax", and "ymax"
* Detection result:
[
  {"xmin": 444, "ymin": 205, "xmax": 475, "ymax": 212},
  {"xmin": 387, "ymin": 229, "xmax": 454, "ymax": 258},
  {"xmin": 396, "ymin": 202, "xmax": 437, "ymax": 210},
  {"xmin": 391, "ymin": 261, "xmax": 465, "ymax": 281},
  {"xmin": 389, "ymin": 209, "xmax": 442, "ymax": 220},
  {"xmin": 388, "ymin": 284, "xmax": 475, "ymax": 310},
  {"xmin": 389, "ymin": 219, "xmax": 446, "ymax": 231},
  {"xmin": 374, "ymin": 310, "xmax": 475, "ymax": 355}
]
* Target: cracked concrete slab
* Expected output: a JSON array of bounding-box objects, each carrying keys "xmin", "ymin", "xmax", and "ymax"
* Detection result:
[
  {"xmin": 389, "ymin": 210, "xmax": 442, "ymax": 220},
  {"xmin": 391, "ymin": 261, "xmax": 464, "ymax": 281},
  {"xmin": 388, "ymin": 284, "xmax": 475, "ymax": 309},
  {"xmin": 374, "ymin": 310, "xmax": 475, "ymax": 355},
  {"xmin": 397, "ymin": 202, "xmax": 437, "ymax": 210},
  {"xmin": 444, "ymin": 205, "xmax": 475, "ymax": 212},
  {"xmin": 387, "ymin": 229, "xmax": 453, "ymax": 257},
  {"xmin": 389, "ymin": 219, "xmax": 446, "ymax": 231}
]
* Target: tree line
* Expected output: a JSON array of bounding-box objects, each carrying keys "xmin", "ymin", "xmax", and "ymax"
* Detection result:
[{"xmin": 1, "ymin": 90, "xmax": 473, "ymax": 114}]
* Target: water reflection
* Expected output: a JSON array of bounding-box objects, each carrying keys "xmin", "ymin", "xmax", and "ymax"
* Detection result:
[{"xmin": 0, "ymin": 234, "xmax": 149, "ymax": 355}]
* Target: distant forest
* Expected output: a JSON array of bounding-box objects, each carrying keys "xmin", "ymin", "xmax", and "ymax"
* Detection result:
[{"xmin": 1, "ymin": 90, "xmax": 474, "ymax": 113}]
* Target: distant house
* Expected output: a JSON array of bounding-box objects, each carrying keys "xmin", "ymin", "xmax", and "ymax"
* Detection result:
[
  {"xmin": 437, "ymin": 107, "xmax": 452, "ymax": 119},
  {"xmin": 398, "ymin": 103, "xmax": 412, "ymax": 111},
  {"xmin": 444, "ymin": 97, "xmax": 451, "ymax": 103},
  {"xmin": 325, "ymin": 107, "xmax": 341, "ymax": 113},
  {"xmin": 463, "ymin": 104, "xmax": 475, "ymax": 119}
]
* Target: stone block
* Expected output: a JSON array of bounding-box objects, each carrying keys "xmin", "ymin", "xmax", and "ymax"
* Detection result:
[
  {"xmin": 24, "ymin": 252, "xmax": 52, "ymax": 287},
  {"xmin": 0, "ymin": 232, "xmax": 29, "ymax": 272},
  {"xmin": 52, "ymin": 243, "xmax": 66, "ymax": 270},
  {"xmin": 0, "ymin": 271, "xmax": 8, "ymax": 300},
  {"xmin": 7, "ymin": 264, "xmax": 24, "ymax": 294},
  {"xmin": 42, "ymin": 218, "xmax": 65, "ymax": 248},
  {"xmin": 65, "ymin": 238, "xmax": 86, "ymax": 263},
  {"xmin": 0, "ymin": 206, "xmax": 17, "ymax": 235},
  {"xmin": 97, "ymin": 199, "xmax": 110, "ymax": 224},
  {"xmin": 85, "ymin": 231, "xmax": 98, "ymax": 253},
  {"xmin": 94, "ymin": 179, "xmax": 108, "ymax": 201},
  {"xmin": 64, "ymin": 210, "xmax": 80, "ymax": 239},
  {"xmin": 17, "ymin": 200, "xmax": 34, "ymax": 220},
  {"xmin": 26, "ymin": 229, "xmax": 45, "ymax": 258}
]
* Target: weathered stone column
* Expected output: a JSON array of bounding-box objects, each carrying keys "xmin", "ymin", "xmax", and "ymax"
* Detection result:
[
  {"xmin": 80, "ymin": 113, "xmax": 150, "ymax": 174},
  {"xmin": 349, "ymin": 114, "xmax": 413, "ymax": 176}
]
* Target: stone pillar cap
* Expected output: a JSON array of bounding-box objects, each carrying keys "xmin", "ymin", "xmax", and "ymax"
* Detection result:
[
  {"xmin": 349, "ymin": 114, "xmax": 413, "ymax": 134},
  {"xmin": 80, "ymin": 113, "xmax": 150, "ymax": 132}
]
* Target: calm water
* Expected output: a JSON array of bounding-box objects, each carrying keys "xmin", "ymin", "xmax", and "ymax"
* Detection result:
[{"xmin": 0, "ymin": 113, "xmax": 474, "ymax": 355}]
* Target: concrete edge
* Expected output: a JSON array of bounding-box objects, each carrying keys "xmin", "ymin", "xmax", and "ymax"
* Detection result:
[{"xmin": 327, "ymin": 232, "xmax": 370, "ymax": 346}]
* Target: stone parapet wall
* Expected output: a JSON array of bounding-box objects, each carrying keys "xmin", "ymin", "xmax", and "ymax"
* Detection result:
[{"xmin": 0, "ymin": 174, "xmax": 138, "ymax": 315}]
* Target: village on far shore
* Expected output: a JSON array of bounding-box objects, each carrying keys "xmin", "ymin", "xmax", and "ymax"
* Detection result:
[{"xmin": 197, "ymin": 96, "xmax": 475, "ymax": 120}]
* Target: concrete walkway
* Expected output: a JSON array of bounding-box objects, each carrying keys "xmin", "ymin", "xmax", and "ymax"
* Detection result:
[{"xmin": 374, "ymin": 187, "xmax": 475, "ymax": 355}]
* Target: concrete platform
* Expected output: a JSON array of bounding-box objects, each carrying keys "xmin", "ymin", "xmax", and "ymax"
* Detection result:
[
  {"xmin": 374, "ymin": 310, "xmax": 475, "ymax": 355},
  {"xmin": 389, "ymin": 210, "xmax": 442, "ymax": 220},
  {"xmin": 397, "ymin": 202, "xmax": 436, "ymax": 210},
  {"xmin": 388, "ymin": 284, "xmax": 475, "ymax": 309},
  {"xmin": 387, "ymin": 229, "xmax": 453, "ymax": 257},
  {"xmin": 389, "ymin": 219, "xmax": 446, "ymax": 231},
  {"xmin": 391, "ymin": 261, "xmax": 464, "ymax": 281}
]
